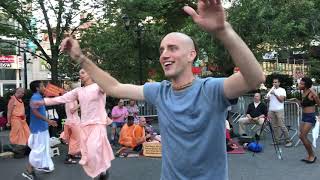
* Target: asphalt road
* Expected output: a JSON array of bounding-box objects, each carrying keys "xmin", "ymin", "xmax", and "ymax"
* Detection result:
[{"xmin": 1, "ymin": 126, "xmax": 320, "ymax": 180}]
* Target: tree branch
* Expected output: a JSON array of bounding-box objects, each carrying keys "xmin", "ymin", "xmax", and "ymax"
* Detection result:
[
  {"xmin": 0, "ymin": 1, "xmax": 52, "ymax": 62},
  {"xmin": 55, "ymin": 0, "xmax": 65, "ymax": 54},
  {"xmin": 48, "ymin": 0, "xmax": 58, "ymax": 19},
  {"xmin": 38, "ymin": 0, "xmax": 55, "ymax": 52},
  {"xmin": 0, "ymin": 38, "xmax": 48, "ymax": 62}
]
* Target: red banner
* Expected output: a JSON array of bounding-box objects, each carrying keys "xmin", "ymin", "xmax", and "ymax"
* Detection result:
[
  {"xmin": 0, "ymin": 55, "xmax": 15, "ymax": 63},
  {"xmin": 44, "ymin": 83, "xmax": 65, "ymax": 97}
]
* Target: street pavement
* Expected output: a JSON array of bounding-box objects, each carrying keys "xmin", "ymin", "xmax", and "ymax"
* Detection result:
[{"xmin": 1, "ymin": 125, "xmax": 320, "ymax": 180}]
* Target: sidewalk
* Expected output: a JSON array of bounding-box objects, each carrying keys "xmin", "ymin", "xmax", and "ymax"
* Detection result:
[{"xmin": 0, "ymin": 130, "xmax": 10, "ymax": 152}]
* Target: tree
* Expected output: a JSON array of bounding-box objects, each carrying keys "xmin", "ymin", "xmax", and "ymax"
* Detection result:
[
  {"xmin": 0, "ymin": 0, "xmax": 103, "ymax": 83},
  {"xmin": 227, "ymin": 0, "xmax": 320, "ymax": 73},
  {"xmin": 80, "ymin": 0, "xmax": 196, "ymax": 83}
]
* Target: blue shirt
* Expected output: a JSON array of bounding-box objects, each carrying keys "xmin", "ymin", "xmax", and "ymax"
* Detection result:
[
  {"xmin": 144, "ymin": 78, "xmax": 236, "ymax": 180},
  {"xmin": 29, "ymin": 92, "xmax": 48, "ymax": 133}
]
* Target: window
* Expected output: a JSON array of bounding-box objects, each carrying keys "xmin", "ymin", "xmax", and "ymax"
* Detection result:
[{"xmin": 0, "ymin": 69, "xmax": 18, "ymax": 80}]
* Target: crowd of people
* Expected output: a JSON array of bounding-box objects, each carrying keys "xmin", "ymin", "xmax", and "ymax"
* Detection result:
[
  {"xmin": 0, "ymin": 1, "xmax": 319, "ymax": 180},
  {"xmin": 0, "ymin": 78, "xmax": 159, "ymax": 180}
]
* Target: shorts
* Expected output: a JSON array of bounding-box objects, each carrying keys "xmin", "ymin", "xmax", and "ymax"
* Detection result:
[
  {"xmin": 302, "ymin": 112, "xmax": 316, "ymax": 126},
  {"xmin": 112, "ymin": 122, "xmax": 125, "ymax": 128}
]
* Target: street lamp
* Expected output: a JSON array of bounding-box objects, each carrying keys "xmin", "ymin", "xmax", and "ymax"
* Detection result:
[
  {"xmin": 19, "ymin": 40, "xmax": 28, "ymax": 89},
  {"xmin": 122, "ymin": 15, "xmax": 144, "ymax": 85}
]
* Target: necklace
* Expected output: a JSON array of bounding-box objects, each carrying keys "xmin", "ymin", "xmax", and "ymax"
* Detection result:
[
  {"xmin": 14, "ymin": 95, "xmax": 23, "ymax": 103},
  {"xmin": 172, "ymin": 78, "xmax": 195, "ymax": 91}
]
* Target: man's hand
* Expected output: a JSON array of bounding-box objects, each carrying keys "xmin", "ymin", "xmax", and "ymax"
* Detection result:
[
  {"xmin": 48, "ymin": 120, "xmax": 58, "ymax": 127},
  {"xmin": 270, "ymin": 90, "xmax": 275, "ymax": 95},
  {"xmin": 183, "ymin": 0, "xmax": 226, "ymax": 33},
  {"xmin": 60, "ymin": 37, "xmax": 83, "ymax": 61}
]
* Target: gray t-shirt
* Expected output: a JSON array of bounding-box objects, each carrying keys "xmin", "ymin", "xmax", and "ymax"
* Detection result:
[{"xmin": 143, "ymin": 77, "xmax": 235, "ymax": 180}]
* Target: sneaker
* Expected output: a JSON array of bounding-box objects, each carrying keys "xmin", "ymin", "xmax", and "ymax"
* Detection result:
[
  {"xmin": 22, "ymin": 171, "xmax": 35, "ymax": 180},
  {"xmin": 35, "ymin": 167, "xmax": 53, "ymax": 173},
  {"xmin": 285, "ymin": 141, "xmax": 293, "ymax": 147}
]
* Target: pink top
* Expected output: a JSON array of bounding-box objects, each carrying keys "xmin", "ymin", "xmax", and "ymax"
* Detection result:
[
  {"xmin": 65, "ymin": 100, "xmax": 80, "ymax": 125},
  {"xmin": 111, "ymin": 106, "xmax": 128, "ymax": 123},
  {"xmin": 44, "ymin": 83, "xmax": 108, "ymax": 126}
]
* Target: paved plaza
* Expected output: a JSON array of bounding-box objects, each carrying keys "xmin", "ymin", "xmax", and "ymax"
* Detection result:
[{"xmin": 1, "ymin": 125, "xmax": 320, "ymax": 180}]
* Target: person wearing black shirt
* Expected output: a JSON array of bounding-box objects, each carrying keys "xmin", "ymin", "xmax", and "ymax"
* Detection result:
[{"xmin": 238, "ymin": 93, "xmax": 267, "ymax": 138}]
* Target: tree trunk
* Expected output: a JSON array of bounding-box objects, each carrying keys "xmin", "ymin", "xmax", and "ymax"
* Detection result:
[{"xmin": 50, "ymin": 56, "xmax": 59, "ymax": 85}]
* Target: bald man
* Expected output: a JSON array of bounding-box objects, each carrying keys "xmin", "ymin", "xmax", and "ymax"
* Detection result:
[
  {"xmin": 7, "ymin": 88, "xmax": 30, "ymax": 147},
  {"xmin": 61, "ymin": 1, "xmax": 265, "ymax": 179}
]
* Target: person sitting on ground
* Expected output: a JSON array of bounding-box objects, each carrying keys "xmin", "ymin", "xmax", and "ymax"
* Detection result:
[
  {"xmin": 116, "ymin": 116, "xmax": 135, "ymax": 156},
  {"xmin": 144, "ymin": 118, "xmax": 161, "ymax": 142},
  {"xmin": 226, "ymin": 120, "xmax": 237, "ymax": 151},
  {"xmin": 118, "ymin": 116, "xmax": 136, "ymax": 148},
  {"xmin": 238, "ymin": 92, "xmax": 267, "ymax": 140},
  {"xmin": 116, "ymin": 116, "xmax": 151, "ymax": 156},
  {"xmin": 132, "ymin": 117, "xmax": 151, "ymax": 152}
]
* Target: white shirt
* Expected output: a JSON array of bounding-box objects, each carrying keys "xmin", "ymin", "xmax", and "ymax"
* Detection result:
[
  {"xmin": 254, "ymin": 102, "xmax": 260, "ymax": 108},
  {"xmin": 269, "ymin": 87, "xmax": 286, "ymax": 111}
]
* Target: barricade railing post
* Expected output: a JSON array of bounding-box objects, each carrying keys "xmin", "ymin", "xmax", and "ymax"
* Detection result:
[
  {"xmin": 230, "ymin": 96, "xmax": 302, "ymax": 143},
  {"xmin": 283, "ymin": 101, "xmax": 301, "ymax": 144}
]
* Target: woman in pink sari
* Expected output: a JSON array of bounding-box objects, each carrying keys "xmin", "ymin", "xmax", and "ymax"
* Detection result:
[{"xmin": 35, "ymin": 69, "xmax": 113, "ymax": 179}]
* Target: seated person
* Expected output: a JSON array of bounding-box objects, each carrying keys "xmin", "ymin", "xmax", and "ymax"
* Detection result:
[
  {"xmin": 238, "ymin": 93, "xmax": 267, "ymax": 139},
  {"xmin": 118, "ymin": 116, "xmax": 136, "ymax": 148},
  {"xmin": 132, "ymin": 117, "xmax": 151, "ymax": 152},
  {"xmin": 226, "ymin": 120, "xmax": 237, "ymax": 152},
  {"xmin": 116, "ymin": 116, "xmax": 149, "ymax": 156},
  {"xmin": 144, "ymin": 117, "xmax": 161, "ymax": 142}
]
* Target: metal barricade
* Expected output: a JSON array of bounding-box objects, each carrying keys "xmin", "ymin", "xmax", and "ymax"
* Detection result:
[
  {"xmin": 230, "ymin": 95, "xmax": 253, "ymax": 123},
  {"xmin": 137, "ymin": 100, "xmax": 157, "ymax": 117},
  {"xmin": 124, "ymin": 99, "xmax": 157, "ymax": 118},
  {"xmin": 284, "ymin": 101, "xmax": 301, "ymax": 142},
  {"xmin": 230, "ymin": 96, "xmax": 302, "ymax": 142}
]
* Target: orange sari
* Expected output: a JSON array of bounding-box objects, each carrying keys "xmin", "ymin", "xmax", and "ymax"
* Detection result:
[
  {"xmin": 8, "ymin": 96, "xmax": 30, "ymax": 145},
  {"xmin": 133, "ymin": 125, "xmax": 145, "ymax": 146},
  {"xmin": 118, "ymin": 124, "xmax": 136, "ymax": 148}
]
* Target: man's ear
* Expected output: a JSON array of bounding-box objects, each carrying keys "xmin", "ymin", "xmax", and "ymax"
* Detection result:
[{"xmin": 188, "ymin": 50, "xmax": 197, "ymax": 63}]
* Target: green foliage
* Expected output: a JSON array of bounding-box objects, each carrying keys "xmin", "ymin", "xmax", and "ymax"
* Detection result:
[
  {"xmin": 81, "ymin": 0, "xmax": 195, "ymax": 83},
  {"xmin": 0, "ymin": 0, "xmax": 104, "ymax": 82},
  {"xmin": 308, "ymin": 57, "xmax": 320, "ymax": 84},
  {"xmin": 228, "ymin": 0, "xmax": 320, "ymax": 81},
  {"xmin": 228, "ymin": 0, "xmax": 319, "ymax": 49}
]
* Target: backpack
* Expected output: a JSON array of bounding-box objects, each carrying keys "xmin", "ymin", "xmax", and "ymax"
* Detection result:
[{"xmin": 247, "ymin": 142, "xmax": 263, "ymax": 153}]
